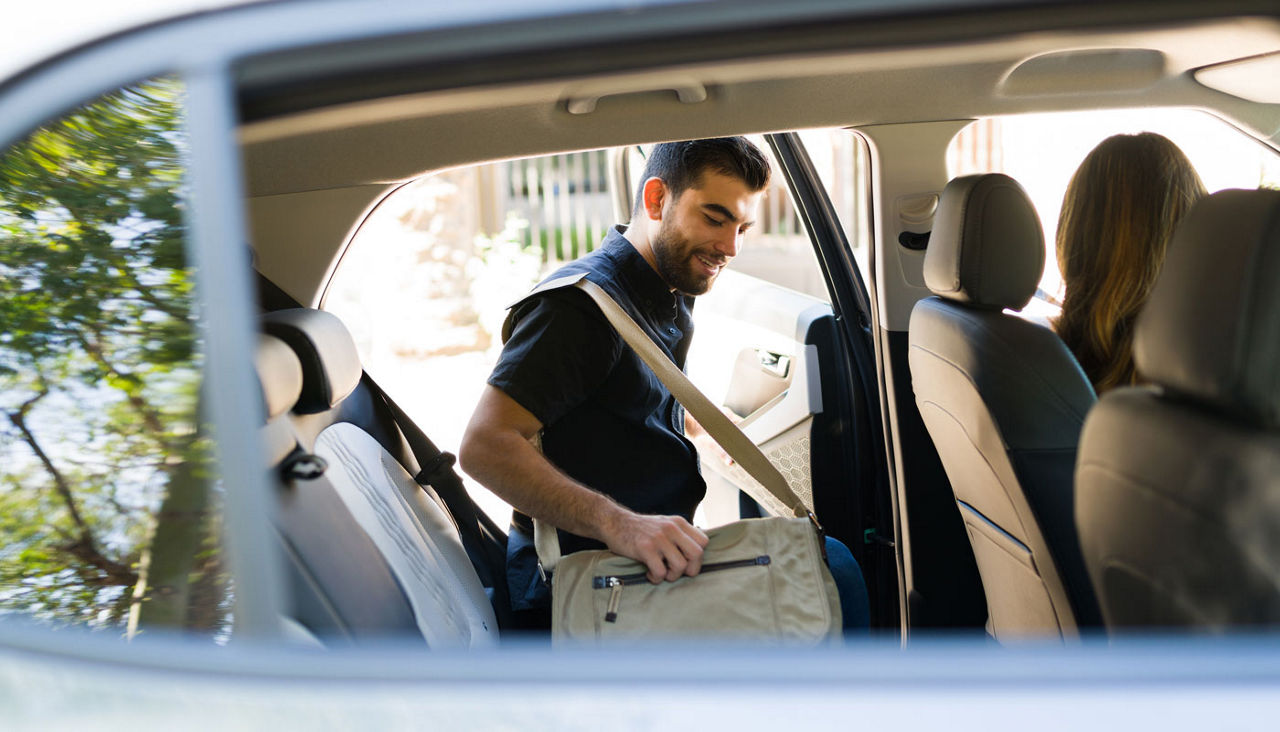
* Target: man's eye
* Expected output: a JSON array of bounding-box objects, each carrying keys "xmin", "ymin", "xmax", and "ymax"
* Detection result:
[{"xmin": 704, "ymin": 214, "xmax": 724, "ymax": 226}]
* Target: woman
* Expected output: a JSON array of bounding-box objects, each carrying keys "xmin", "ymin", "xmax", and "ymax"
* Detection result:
[{"xmin": 1054, "ymin": 132, "xmax": 1207, "ymax": 394}]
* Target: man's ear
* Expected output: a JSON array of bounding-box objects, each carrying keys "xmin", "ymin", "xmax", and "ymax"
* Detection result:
[{"xmin": 641, "ymin": 177, "xmax": 667, "ymax": 221}]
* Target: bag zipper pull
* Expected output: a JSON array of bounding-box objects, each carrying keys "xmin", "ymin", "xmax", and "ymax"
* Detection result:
[{"xmin": 604, "ymin": 577, "xmax": 622, "ymax": 623}]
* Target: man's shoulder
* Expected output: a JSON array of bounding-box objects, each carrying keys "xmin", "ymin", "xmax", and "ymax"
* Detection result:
[
  {"xmin": 500, "ymin": 233, "xmax": 646, "ymax": 342},
  {"xmin": 501, "ymin": 268, "xmax": 609, "ymax": 344},
  {"xmin": 517, "ymin": 244, "xmax": 632, "ymax": 311}
]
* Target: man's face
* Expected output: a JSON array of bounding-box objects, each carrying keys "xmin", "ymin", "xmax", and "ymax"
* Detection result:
[{"xmin": 651, "ymin": 171, "xmax": 764, "ymax": 296}]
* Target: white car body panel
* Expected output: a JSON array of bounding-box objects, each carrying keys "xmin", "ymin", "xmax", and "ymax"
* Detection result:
[{"xmin": 2, "ymin": 1, "xmax": 1280, "ymax": 728}]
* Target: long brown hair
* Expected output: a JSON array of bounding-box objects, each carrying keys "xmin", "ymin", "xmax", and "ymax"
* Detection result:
[{"xmin": 1054, "ymin": 132, "xmax": 1207, "ymax": 393}]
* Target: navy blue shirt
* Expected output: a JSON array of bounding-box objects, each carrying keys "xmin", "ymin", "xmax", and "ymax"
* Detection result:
[{"xmin": 489, "ymin": 227, "xmax": 705, "ymax": 609}]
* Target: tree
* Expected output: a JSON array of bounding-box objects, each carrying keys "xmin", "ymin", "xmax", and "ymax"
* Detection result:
[{"xmin": 0, "ymin": 78, "xmax": 228, "ymax": 637}]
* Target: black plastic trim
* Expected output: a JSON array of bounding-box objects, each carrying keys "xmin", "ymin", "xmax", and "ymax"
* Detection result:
[{"xmin": 767, "ymin": 132, "xmax": 897, "ymax": 630}]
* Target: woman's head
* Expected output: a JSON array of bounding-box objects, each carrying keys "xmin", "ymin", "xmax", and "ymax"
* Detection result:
[{"xmin": 1055, "ymin": 132, "xmax": 1207, "ymax": 393}]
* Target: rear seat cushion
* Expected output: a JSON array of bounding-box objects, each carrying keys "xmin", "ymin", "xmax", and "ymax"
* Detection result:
[
  {"xmin": 317, "ymin": 424, "xmax": 498, "ymax": 647},
  {"xmin": 264, "ymin": 308, "xmax": 362, "ymax": 414}
]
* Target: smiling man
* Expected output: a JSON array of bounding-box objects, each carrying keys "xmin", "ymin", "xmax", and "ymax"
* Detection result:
[{"xmin": 460, "ymin": 138, "xmax": 770, "ymax": 628}]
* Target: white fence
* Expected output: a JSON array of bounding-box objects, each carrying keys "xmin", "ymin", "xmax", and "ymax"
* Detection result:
[{"xmin": 493, "ymin": 148, "xmax": 806, "ymax": 266}]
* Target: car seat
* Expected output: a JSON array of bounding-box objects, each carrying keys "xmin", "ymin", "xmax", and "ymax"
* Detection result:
[
  {"xmin": 1076, "ymin": 188, "xmax": 1280, "ymax": 630},
  {"xmin": 254, "ymin": 332, "xmax": 425, "ymax": 643},
  {"xmin": 262, "ymin": 309, "xmax": 500, "ymax": 647},
  {"xmin": 907, "ymin": 173, "xmax": 1101, "ymax": 640}
]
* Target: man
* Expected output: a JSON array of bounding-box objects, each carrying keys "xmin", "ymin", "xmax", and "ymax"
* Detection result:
[{"xmin": 459, "ymin": 138, "xmax": 772, "ymax": 627}]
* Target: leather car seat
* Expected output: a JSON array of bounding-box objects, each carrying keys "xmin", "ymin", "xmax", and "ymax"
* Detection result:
[
  {"xmin": 254, "ymin": 332, "xmax": 427, "ymax": 644},
  {"xmin": 908, "ymin": 173, "xmax": 1101, "ymax": 640},
  {"xmin": 1076, "ymin": 188, "xmax": 1280, "ymax": 631},
  {"xmin": 264, "ymin": 309, "xmax": 500, "ymax": 647}
]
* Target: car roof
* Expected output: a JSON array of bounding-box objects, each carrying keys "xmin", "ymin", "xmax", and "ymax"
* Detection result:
[
  {"xmin": 7, "ymin": 2, "xmax": 1276, "ymax": 198},
  {"xmin": 1, "ymin": 0, "xmax": 269, "ymax": 81}
]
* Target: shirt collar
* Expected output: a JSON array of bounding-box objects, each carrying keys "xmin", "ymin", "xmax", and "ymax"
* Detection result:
[{"xmin": 602, "ymin": 225, "xmax": 679, "ymax": 317}]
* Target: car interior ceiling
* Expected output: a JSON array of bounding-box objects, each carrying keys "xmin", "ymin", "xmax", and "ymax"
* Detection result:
[
  {"xmin": 241, "ymin": 16, "xmax": 1280, "ymax": 303},
  {"xmin": 233, "ymin": 9, "xmax": 1280, "ymax": 644}
]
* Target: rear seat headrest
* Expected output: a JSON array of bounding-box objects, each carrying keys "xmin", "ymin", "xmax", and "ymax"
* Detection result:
[
  {"xmin": 923, "ymin": 173, "xmax": 1045, "ymax": 311},
  {"xmin": 1134, "ymin": 188, "xmax": 1280, "ymax": 428},
  {"xmin": 256, "ymin": 334, "xmax": 304, "ymax": 421},
  {"xmin": 263, "ymin": 308, "xmax": 363, "ymax": 415},
  {"xmin": 255, "ymin": 334, "xmax": 303, "ymax": 466}
]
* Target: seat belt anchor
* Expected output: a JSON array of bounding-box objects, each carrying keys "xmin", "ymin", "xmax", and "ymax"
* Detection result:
[{"xmin": 414, "ymin": 451, "xmax": 457, "ymax": 485}]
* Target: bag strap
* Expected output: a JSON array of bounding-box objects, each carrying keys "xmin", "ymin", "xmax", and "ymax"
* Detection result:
[{"xmin": 533, "ymin": 276, "xmax": 814, "ymax": 571}]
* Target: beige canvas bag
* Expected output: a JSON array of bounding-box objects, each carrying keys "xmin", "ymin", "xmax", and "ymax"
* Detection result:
[{"xmin": 525, "ymin": 275, "xmax": 841, "ymax": 645}]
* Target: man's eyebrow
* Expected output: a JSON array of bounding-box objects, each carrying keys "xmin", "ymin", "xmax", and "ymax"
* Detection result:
[{"xmin": 701, "ymin": 203, "xmax": 754, "ymax": 226}]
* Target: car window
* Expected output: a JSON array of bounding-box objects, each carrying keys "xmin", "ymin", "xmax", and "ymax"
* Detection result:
[
  {"xmin": 797, "ymin": 128, "xmax": 874, "ymax": 279},
  {"xmin": 947, "ymin": 109, "xmax": 1280, "ymax": 318},
  {"xmin": 0, "ymin": 79, "xmax": 230, "ymax": 639},
  {"xmin": 324, "ymin": 153, "xmax": 596, "ymax": 525}
]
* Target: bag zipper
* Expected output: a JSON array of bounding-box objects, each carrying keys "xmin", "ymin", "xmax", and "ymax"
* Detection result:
[{"xmin": 592, "ymin": 555, "xmax": 771, "ymax": 623}]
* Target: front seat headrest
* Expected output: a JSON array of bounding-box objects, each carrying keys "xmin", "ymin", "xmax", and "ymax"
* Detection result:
[
  {"xmin": 1134, "ymin": 188, "xmax": 1280, "ymax": 428},
  {"xmin": 263, "ymin": 308, "xmax": 363, "ymax": 415},
  {"xmin": 923, "ymin": 173, "xmax": 1045, "ymax": 311}
]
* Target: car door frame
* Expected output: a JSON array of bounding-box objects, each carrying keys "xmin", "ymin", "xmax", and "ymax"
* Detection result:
[{"xmin": 766, "ymin": 132, "xmax": 900, "ymax": 631}]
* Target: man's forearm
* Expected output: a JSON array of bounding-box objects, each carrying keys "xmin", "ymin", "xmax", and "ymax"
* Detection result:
[
  {"xmin": 461, "ymin": 385, "xmax": 707, "ymax": 583},
  {"xmin": 459, "ymin": 422, "xmax": 625, "ymax": 542}
]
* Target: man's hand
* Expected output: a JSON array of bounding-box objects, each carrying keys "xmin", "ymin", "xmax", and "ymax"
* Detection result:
[
  {"xmin": 685, "ymin": 409, "xmax": 737, "ymax": 469},
  {"xmin": 601, "ymin": 509, "xmax": 709, "ymax": 584}
]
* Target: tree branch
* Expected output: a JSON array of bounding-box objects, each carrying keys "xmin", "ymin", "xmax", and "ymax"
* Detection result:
[
  {"xmin": 72, "ymin": 331, "xmax": 169, "ymax": 439},
  {"xmin": 6, "ymin": 388, "xmax": 137, "ymax": 587},
  {"xmin": 7, "ymin": 388, "xmax": 88, "ymax": 531}
]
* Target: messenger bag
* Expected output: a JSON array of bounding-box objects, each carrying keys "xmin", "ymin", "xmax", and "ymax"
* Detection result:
[{"xmin": 522, "ymin": 274, "xmax": 841, "ymax": 645}]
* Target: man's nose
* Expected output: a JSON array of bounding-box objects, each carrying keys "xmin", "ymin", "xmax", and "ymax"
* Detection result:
[{"xmin": 713, "ymin": 229, "xmax": 742, "ymax": 259}]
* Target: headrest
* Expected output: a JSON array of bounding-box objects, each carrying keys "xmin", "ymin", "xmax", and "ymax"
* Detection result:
[
  {"xmin": 255, "ymin": 334, "xmax": 303, "ymax": 466},
  {"xmin": 255, "ymin": 334, "xmax": 304, "ymax": 420},
  {"xmin": 263, "ymin": 308, "xmax": 363, "ymax": 414},
  {"xmin": 1134, "ymin": 188, "xmax": 1280, "ymax": 427},
  {"xmin": 923, "ymin": 173, "xmax": 1045, "ymax": 310}
]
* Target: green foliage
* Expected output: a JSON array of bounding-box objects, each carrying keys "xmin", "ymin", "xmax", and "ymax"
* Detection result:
[
  {"xmin": 0, "ymin": 78, "xmax": 226, "ymax": 636},
  {"xmin": 516, "ymin": 225, "xmax": 601, "ymax": 263}
]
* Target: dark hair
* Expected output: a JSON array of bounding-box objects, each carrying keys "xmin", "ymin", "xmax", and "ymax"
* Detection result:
[
  {"xmin": 1053, "ymin": 132, "xmax": 1207, "ymax": 393},
  {"xmin": 632, "ymin": 137, "xmax": 771, "ymax": 215}
]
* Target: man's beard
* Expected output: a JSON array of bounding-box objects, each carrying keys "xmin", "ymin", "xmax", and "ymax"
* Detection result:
[{"xmin": 652, "ymin": 224, "xmax": 720, "ymax": 296}]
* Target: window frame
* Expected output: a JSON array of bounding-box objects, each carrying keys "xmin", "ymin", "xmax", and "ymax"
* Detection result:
[{"xmin": 1, "ymin": 3, "xmax": 1280, "ymax": 713}]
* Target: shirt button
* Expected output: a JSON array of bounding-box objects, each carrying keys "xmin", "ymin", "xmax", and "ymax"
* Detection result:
[{"xmin": 668, "ymin": 327, "xmax": 678, "ymax": 335}]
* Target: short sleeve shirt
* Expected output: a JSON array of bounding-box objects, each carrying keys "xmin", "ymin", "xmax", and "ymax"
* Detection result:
[{"xmin": 488, "ymin": 227, "xmax": 705, "ymax": 561}]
